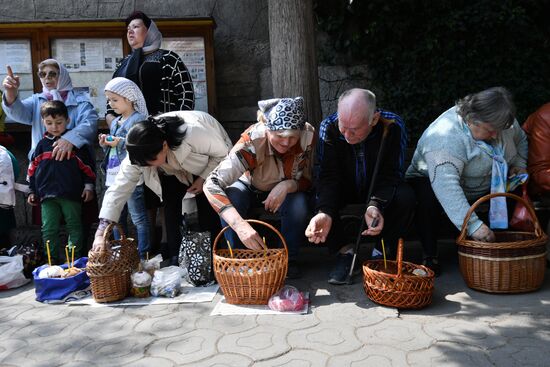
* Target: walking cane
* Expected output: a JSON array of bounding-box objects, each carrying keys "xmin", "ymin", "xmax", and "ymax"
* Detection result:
[{"xmin": 346, "ymin": 123, "xmax": 391, "ymax": 284}]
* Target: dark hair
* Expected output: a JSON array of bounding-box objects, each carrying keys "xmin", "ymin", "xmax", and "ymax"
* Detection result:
[
  {"xmin": 125, "ymin": 11, "xmax": 152, "ymax": 28},
  {"xmin": 456, "ymin": 87, "xmax": 516, "ymax": 130},
  {"xmin": 40, "ymin": 100, "xmax": 68, "ymax": 120},
  {"xmin": 126, "ymin": 114, "xmax": 187, "ymax": 166}
]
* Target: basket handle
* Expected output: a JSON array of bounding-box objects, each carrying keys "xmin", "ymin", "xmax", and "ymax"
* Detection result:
[
  {"xmin": 395, "ymin": 238, "xmax": 404, "ymax": 278},
  {"xmin": 457, "ymin": 192, "xmax": 544, "ymax": 242},
  {"xmin": 102, "ymin": 222, "xmax": 127, "ymax": 242},
  {"xmin": 213, "ymin": 219, "xmax": 288, "ymax": 255}
]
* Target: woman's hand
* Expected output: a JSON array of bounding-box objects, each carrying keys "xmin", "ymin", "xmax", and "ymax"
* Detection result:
[
  {"xmin": 187, "ymin": 177, "xmax": 205, "ymax": 195},
  {"xmin": 52, "ymin": 138, "xmax": 74, "ymax": 161},
  {"xmin": 263, "ymin": 180, "xmax": 294, "ymax": 213},
  {"xmin": 508, "ymin": 166, "xmax": 527, "ymax": 176},
  {"xmin": 233, "ymin": 220, "xmax": 265, "ymax": 250},
  {"xmin": 472, "ymin": 223, "xmax": 496, "ymax": 242},
  {"xmin": 92, "ymin": 234, "xmax": 106, "ymax": 252},
  {"xmin": 2, "ymin": 65, "xmax": 20, "ymax": 105}
]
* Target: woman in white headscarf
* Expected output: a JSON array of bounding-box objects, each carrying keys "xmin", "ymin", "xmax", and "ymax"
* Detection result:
[
  {"xmin": 108, "ymin": 10, "xmax": 196, "ymax": 246},
  {"xmin": 107, "ymin": 10, "xmax": 195, "ymax": 125},
  {"xmin": 2, "ymin": 59, "xmax": 98, "ymax": 160}
]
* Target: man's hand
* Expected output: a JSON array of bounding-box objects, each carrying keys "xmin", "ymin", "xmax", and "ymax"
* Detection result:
[
  {"xmin": 187, "ymin": 176, "xmax": 205, "ymax": 195},
  {"xmin": 305, "ymin": 213, "xmax": 332, "ymax": 244},
  {"xmin": 52, "ymin": 138, "xmax": 74, "ymax": 161},
  {"xmin": 362, "ymin": 206, "xmax": 384, "ymax": 236},
  {"xmin": 471, "ymin": 223, "xmax": 496, "ymax": 242},
  {"xmin": 82, "ymin": 189, "xmax": 94, "ymax": 202},
  {"xmin": 263, "ymin": 180, "xmax": 293, "ymax": 213}
]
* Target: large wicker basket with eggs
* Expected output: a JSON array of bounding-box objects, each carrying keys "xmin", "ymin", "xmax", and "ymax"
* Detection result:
[
  {"xmin": 363, "ymin": 239, "xmax": 435, "ymax": 309},
  {"xmin": 213, "ymin": 219, "xmax": 287, "ymax": 305},
  {"xmin": 86, "ymin": 223, "xmax": 139, "ymax": 302}
]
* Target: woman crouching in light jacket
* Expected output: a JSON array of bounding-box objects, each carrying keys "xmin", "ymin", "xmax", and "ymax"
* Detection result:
[{"xmin": 92, "ymin": 110, "xmax": 233, "ymax": 265}]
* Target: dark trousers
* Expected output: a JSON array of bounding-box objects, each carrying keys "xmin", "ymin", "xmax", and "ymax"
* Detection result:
[
  {"xmin": 160, "ymin": 175, "xmax": 221, "ymax": 259},
  {"xmin": 325, "ymin": 182, "xmax": 415, "ymax": 256},
  {"xmin": 407, "ymin": 177, "xmax": 455, "ymax": 258}
]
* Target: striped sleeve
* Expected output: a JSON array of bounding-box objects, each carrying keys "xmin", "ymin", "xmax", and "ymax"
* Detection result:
[
  {"xmin": 204, "ymin": 139, "xmax": 255, "ymax": 214},
  {"xmin": 162, "ymin": 50, "xmax": 195, "ymax": 111}
]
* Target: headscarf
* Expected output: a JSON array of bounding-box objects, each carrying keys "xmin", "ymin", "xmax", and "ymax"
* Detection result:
[
  {"xmin": 461, "ymin": 118, "xmax": 509, "ymax": 229},
  {"xmin": 258, "ymin": 97, "xmax": 306, "ymax": 131},
  {"xmin": 40, "ymin": 59, "xmax": 73, "ymax": 101},
  {"xmin": 113, "ymin": 18, "xmax": 163, "ymax": 85},
  {"xmin": 104, "ymin": 77, "xmax": 149, "ymax": 116}
]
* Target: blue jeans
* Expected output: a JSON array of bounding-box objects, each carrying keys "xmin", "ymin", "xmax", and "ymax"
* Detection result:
[
  {"xmin": 119, "ymin": 184, "xmax": 151, "ymax": 258},
  {"xmin": 220, "ymin": 180, "xmax": 309, "ymax": 261}
]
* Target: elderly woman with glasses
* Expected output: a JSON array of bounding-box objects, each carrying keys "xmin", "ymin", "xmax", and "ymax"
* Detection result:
[
  {"xmin": 405, "ymin": 87, "xmax": 528, "ymax": 275},
  {"xmin": 2, "ymin": 59, "xmax": 98, "ymax": 160}
]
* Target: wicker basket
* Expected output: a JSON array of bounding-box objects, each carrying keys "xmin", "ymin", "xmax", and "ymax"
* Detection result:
[
  {"xmin": 363, "ymin": 239, "xmax": 435, "ymax": 309},
  {"xmin": 456, "ymin": 192, "xmax": 547, "ymax": 293},
  {"xmin": 86, "ymin": 223, "xmax": 139, "ymax": 302},
  {"xmin": 213, "ymin": 219, "xmax": 288, "ymax": 305}
]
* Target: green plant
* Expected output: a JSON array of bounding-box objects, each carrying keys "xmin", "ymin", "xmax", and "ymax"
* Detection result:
[{"xmin": 315, "ymin": 0, "xmax": 550, "ymax": 142}]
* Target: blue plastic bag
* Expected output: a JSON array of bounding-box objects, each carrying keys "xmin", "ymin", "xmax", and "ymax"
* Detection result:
[{"xmin": 32, "ymin": 257, "xmax": 90, "ymax": 302}]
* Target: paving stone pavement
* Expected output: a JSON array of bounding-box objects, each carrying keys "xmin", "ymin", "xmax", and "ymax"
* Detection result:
[{"xmin": 1, "ymin": 240, "xmax": 549, "ymax": 366}]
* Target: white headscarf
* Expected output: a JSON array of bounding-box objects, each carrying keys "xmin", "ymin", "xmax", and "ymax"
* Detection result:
[
  {"xmin": 142, "ymin": 20, "xmax": 162, "ymax": 53},
  {"xmin": 40, "ymin": 59, "xmax": 73, "ymax": 100},
  {"xmin": 104, "ymin": 77, "xmax": 148, "ymax": 116}
]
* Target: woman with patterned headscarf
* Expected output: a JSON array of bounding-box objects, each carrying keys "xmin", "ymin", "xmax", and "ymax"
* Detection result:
[
  {"xmin": 204, "ymin": 97, "xmax": 315, "ymax": 278},
  {"xmin": 2, "ymin": 59, "xmax": 98, "ymax": 160}
]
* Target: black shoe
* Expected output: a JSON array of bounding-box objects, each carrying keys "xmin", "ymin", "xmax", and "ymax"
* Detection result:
[
  {"xmin": 286, "ymin": 260, "xmax": 302, "ymax": 279},
  {"xmin": 328, "ymin": 253, "xmax": 353, "ymax": 285},
  {"xmin": 423, "ymin": 257, "xmax": 441, "ymax": 277}
]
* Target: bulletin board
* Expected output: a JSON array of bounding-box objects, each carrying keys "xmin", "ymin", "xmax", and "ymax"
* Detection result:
[{"xmin": 0, "ymin": 18, "xmax": 217, "ymax": 131}]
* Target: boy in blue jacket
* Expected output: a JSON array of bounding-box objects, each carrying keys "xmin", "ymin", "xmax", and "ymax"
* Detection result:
[{"xmin": 27, "ymin": 100, "xmax": 96, "ymax": 262}]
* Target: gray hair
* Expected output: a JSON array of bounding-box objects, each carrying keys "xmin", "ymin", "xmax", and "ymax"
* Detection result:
[
  {"xmin": 338, "ymin": 88, "xmax": 377, "ymax": 124},
  {"xmin": 456, "ymin": 87, "xmax": 516, "ymax": 130}
]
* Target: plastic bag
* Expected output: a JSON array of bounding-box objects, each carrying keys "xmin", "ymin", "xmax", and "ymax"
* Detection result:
[
  {"xmin": 32, "ymin": 257, "xmax": 90, "ymax": 302},
  {"xmin": 131, "ymin": 270, "xmax": 153, "ymax": 298},
  {"xmin": 150, "ymin": 266, "xmax": 184, "ymax": 298},
  {"xmin": 268, "ymin": 285, "xmax": 305, "ymax": 312},
  {"xmin": 141, "ymin": 254, "xmax": 162, "ymax": 277},
  {"xmin": 0, "ymin": 255, "xmax": 30, "ymax": 290},
  {"xmin": 510, "ymin": 184, "xmax": 535, "ymax": 232}
]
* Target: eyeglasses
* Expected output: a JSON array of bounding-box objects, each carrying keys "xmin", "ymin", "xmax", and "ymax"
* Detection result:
[{"xmin": 37, "ymin": 71, "xmax": 59, "ymax": 79}]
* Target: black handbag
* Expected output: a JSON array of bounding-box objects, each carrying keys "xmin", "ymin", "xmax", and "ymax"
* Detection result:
[{"xmin": 178, "ymin": 218, "xmax": 213, "ymax": 286}]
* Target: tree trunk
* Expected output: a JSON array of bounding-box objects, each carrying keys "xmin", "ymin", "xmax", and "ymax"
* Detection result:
[{"xmin": 267, "ymin": 0, "xmax": 322, "ymax": 128}]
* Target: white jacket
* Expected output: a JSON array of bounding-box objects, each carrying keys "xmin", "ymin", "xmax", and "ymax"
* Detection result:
[{"xmin": 99, "ymin": 110, "xmax": 232, "ymax": 222}]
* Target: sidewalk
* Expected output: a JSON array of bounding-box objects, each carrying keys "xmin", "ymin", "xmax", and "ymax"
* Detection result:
[{"xmin": 0, "ymin": 240, "xmax": 549, "ymax": 366}]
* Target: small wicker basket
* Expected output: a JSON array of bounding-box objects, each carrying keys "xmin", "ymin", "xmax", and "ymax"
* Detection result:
[
  {"xmin": 363, "ymin": 239, "xmax": 435, "ymax": 309},
  {"xmin": 213, "ymin": 219, "xmax": 288, "ymax": 305},
  {"xmin": 86, "ymin": 223, "xmax": 139, "ymax": 302},
  {"xmin": 456, "ymin": 192, "xmax": 547, "ymax": 293}
]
